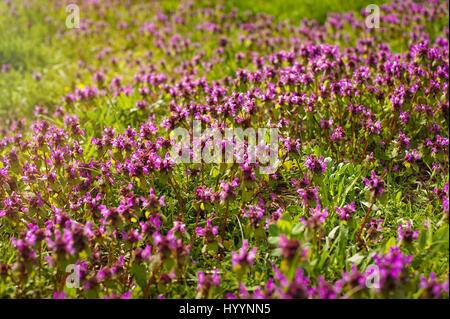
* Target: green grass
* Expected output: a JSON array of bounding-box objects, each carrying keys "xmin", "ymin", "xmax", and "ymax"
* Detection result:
[
  {"xmin": 0, "ymin": 0, "xmax": 390, "ymax": 118},
  {"xmin": 221, "ymin": 0, "xmax": 386, "ymax": 23}
]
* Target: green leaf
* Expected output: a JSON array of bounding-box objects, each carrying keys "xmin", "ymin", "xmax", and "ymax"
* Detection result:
[
  {"xmin": 418, "ymin": 229, "xmax": 427, "ymax": 250},
  {"xmin": 268, "ymin": 224, "xmax": 279, "ymax": 237},
  {"xmin": 384, "ymin": 237, "xmax": 397, "ymax": 253},
  {"xmin": 347, "ymin": 253, "xmax": 365, "ymax": 265},
  {"xmin": 433, "ymin": 226, "xmax": 449, "ymax": 243},
  {"xmin": 337, "ymin": 227, "xmax": 348, "ymax": 267},
  {"xmin": 292, "ymin": 223, "xmax": 303, "ymax": 235},
  {"xmin": 327, "ymin": 225, "xmax": 340, "ymax": 239},
  {"xmin": 205, "ymin": 242, "xmax": 219, "ymax": 254},
  {"xmin": 339, "ymin": 173, "xmax": 361, "ymax": 207},
  {"xmin": 131, "ymin": 264, "xmax": 148, "ymax": 291},
  {"xmin": 268, "ymin": 236, "xmax": 280, "ymax": 246},
  {"xmin": 242, "ymin": 188, "xmax": 252, "ymax": 202}
]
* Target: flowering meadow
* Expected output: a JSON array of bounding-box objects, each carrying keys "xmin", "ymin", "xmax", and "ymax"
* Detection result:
[{"xmin": 0, "ymin": 0, "xmax": 449, "ymax": 299}]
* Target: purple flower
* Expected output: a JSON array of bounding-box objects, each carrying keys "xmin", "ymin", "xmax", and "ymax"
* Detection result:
[
  {"xmin": 240, "ymin": 161, "xmax": 256, "ymax": 181},
  {"xmin": 12, "ymin": 238, "xmax": 36, "ymax": 263},
  {"xmin": 152, "ymin": 231, "xmax": 176, "ymax": 259},
  {"xmin": 194, "ymin": 185, "xmax": 215, "ymax": 203},
  {"xmin": 441, "ymin": 183, "xmax": 449, "ymax": 216},
  {"xmin": 419, "ymin": 273, "xmax": 449, "ymax": 298},
  {"xmin": 134, "ymin": 245, "xmax": 152, "ymax": 262},
  {"xmin": 250, "ymin": 278, "xmax": 276, "ymax": 299},
  {"xmin": 140, "ymin": 215, "xmax": 162, "ymax": 236},
  {"xmin": 265, "ymin": 207, "xmax": 283, "ymax": 230},
  {"xmin": 305, "ymin": 154, "xmax": 327, "ymax": 174},
  {"xmin": 123, "ymin": 229, "xmax": 143, "ymax": 244},
  {"xmin": 70, "ymin": 222, "xmax": 93, "ymax": 253},
  {"xmin": 197, "ymin": 269, "xmax": 221, "ymax": 294},
  {"xmin": 334, "ymin": 202, "xmax": 355, "ymax": 221},
  {"xmin": 364, "ymin": 171, "xmax": 385, "ymax": 198},
  {"xmin": 273, "ymin": 264, "xmax": 311, "ymax": 299},
  {"xmin": 141, "ymin": 189, "xmax": 166, "ymax": 210},
  {"xmin": 331, "ymin": 126, "xmax": 345, "ymax": 142},
  {"xmin": 97, "ymin": 266, "xmax": 117, "ymax": 281},
  {"xmin": 366, "ymin": 218, "xmax": 383, "ymax": 238},
  {"xmin": 394, "ymin": 131, "xmax": 410, "ymax": 148},
  {"xmin": 171, "ymin": 220, "xmax": 186, "ymax": 234},
  {"xmin": 404, "ymin": 149, "xmax": 421, "ymax": 163},
  {"xmin": 242, "ymin": 204, "xmax": 265, "ymax": 227},
  {"xmin": 372, "ymin": 246, "xmax": 412, "ymax": 293},
  {"xmin": 398, "ymin": 111, "xmax": 410, "ymax": 124},
  {"xmin": 280, "ymin": 136, "xmax": 301, "ymax": 153},
  {"xmin": 397, "ymin": 221, "xmax": 419, "ymax": 243},
  {"xmin": 231, "ymin": 240, "xmax": 257, "ymax": 269},
  {"xmin": 0, "ymin": 192, "xmax": 23, "ymax": 220},
  {"xmin": 339, "ymin": 264, "xmax": 366, "ymax": 289},
  {"xmin": 46, "ymin": 229, "xmax": 76, "ymax": 259},
  {"xmin": 100, "ymin": 206, "xmax": 123, "ymax": 227},
  {"xmin": 196, "ymin": 219, "xmax": 219, "ymax": 240},
  {"xmin": 320, "ymin": 117, "xmax": 333, "ymax": 129},
  {"xmin": 313, "ymin": 276, "xmax": 342, "ymax": 299},
  {"xmin": 53, "ymin": 291, "xmax": 66, "ymax": 299},
  {"xmin": 364, "ymin": 118, "xmax": 381, "ymax": 135},
  {"xmin": 219, "ymin": 178, "xmax": 239, "ymax": 201},
  {"xmin": 299, "ymin": 205, "xmax": 329, "ymax": 229},
  {"xmin": 291, "ymin": 174, "xmax": 311, "ymax": 189},
  {"xmin": 278, "ymin": 235, "xmax": 302, "ymax": 261},
  {"xmin": 298, "ymin": 186, "xmax": 320, "ymax": 206}
]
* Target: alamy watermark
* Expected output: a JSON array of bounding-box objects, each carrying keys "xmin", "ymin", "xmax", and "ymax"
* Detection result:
[
  {"xmin": 365, "ymin": 4, "xmax": 380, "ymax": 29},
  {"xmin": 65, "ymin": 264, "xmax": 80, "ymax": 289},
  {"xmin": 365, "ymin": 264, "xmax": 381, "ymax": 289},
  {"xmin": 169, "ymin": 120, "xmax": 280, "ymax": 174},
  {"xmin": 65, "ymin": 3, "xmax": 380, "ymax": 29},
  {"xmin": 66, "ymin": 4, "xmax": 80, "ymax": 29}
]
